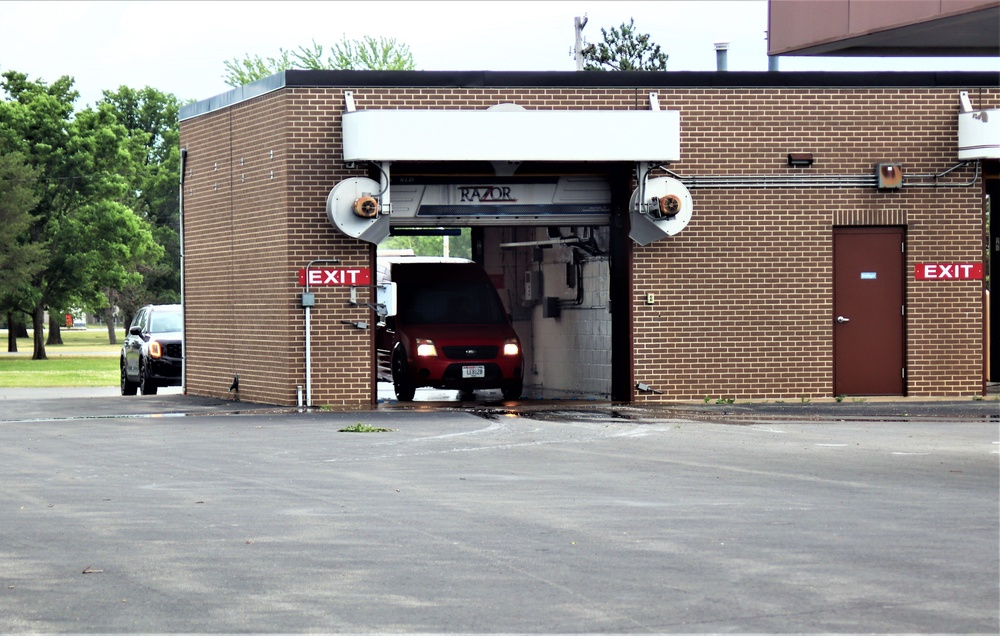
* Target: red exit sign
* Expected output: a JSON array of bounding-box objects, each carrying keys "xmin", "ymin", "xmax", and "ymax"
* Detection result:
[
  {"xmin": 915, "ymin": 263, "xmax": 983, "ymax": 281},
  {"xmin": 298, "ymin": 267, "xmax": 371, "ymax": 286}
]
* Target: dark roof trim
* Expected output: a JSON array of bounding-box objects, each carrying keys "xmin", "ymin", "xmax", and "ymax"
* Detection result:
[{"xmin": 180, "ymin": 69, "xmax": 1000, "ymax": 121}]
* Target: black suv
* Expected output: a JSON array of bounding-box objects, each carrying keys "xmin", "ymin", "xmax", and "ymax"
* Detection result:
[{"xmin": 121, "ymin": 304, "xmax": 183, "ymax": 395}]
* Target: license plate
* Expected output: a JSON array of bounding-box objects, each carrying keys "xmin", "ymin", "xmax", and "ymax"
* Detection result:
[{"xmin": 462, "ymin": 365, "xmax": 485, "ymax": 379}]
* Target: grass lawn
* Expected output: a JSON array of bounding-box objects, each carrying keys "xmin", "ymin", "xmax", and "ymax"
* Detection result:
[
  {"xmin": 0, "ymin": 327, "xmax": 124, "ymax": 387},
  {"xmin": 0, "ymin": 355, "xmax": 119, "ymax": 387}
]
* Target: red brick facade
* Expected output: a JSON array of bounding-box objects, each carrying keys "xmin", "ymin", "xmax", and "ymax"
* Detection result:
[{"xmin": 180, "ymin": 72, "xmax": 997, "ymax": 407}]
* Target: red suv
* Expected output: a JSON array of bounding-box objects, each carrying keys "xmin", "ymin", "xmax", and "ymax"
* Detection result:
[{"xmin": 376, "ymin": 257, "xmax": 523, "ymax": 401}]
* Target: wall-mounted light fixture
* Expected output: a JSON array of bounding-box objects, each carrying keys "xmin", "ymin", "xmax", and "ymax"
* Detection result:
[{"xmin": 787, "ymin": 153, "xmax": 814, "ymax": 167}]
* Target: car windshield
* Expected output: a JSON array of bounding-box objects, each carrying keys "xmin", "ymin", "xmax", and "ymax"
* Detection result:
[
  {"xmin": 399, "ymin": 281, "xmax": 507, "ymax": 325},
  {"xmin": 150, "ymin": 311, "xmax": 182, "ymax": 333}
]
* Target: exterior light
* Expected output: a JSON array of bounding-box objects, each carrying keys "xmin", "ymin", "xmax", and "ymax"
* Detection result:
[{"xmin": 787, "ymin": 153, "xmax": 814, "ymax": 167}]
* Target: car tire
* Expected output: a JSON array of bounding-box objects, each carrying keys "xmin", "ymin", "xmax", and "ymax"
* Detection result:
[
  {"xmin": 121, "ymin": 359, "xmax": 138, "ymax": 396},
  {"xmin": 501, "ymin": 379, "xmax": 523, "ymax": 401},
  {"xmin": 139, "ymin": 362, "xmax": 158, "ymax": 396},
  {"xmin": 391, "ymin": 350, "xmax": 416, "ymax": 402}
]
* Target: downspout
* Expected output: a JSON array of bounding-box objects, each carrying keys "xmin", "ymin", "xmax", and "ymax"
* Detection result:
[{"xmin": 179, "ymin": 147, "xmax": 188, "ymax": 394}]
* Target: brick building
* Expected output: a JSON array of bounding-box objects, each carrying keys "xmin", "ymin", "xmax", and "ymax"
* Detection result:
[{"xmin": 178, "ymin": 70, "xmax": 998, "ymax": 407}]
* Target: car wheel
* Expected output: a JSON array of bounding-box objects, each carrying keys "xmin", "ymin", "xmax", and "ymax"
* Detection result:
[
  {"xmin": 391, "ymin": 350, "xmax": 416, "ymax": 402},
  {"xmin": 501, "ymin": 379, "xmax": 523, "ymax": 401},
  {"xmin": 121, "ymin": 359, "xmax": 138, "ymax": 396},
  {"xmin": 139, "ymin": 362, "xmax": 158, "ymax": 396}
]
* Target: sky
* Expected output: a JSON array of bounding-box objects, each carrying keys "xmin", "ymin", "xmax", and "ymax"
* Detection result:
[{"xmin": 1, "ymin": 0, "xmax": 997, "ymax": 109}]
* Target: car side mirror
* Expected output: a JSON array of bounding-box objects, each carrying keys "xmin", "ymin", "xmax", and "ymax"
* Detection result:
[{"xmin": 129, "ymin": 326, "xmax": 142, "ymax": 336}]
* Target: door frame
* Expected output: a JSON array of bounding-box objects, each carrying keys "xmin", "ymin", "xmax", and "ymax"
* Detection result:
[{"xmin": 832, "ymin": 226, "xmax": 907, "ymax": 396}]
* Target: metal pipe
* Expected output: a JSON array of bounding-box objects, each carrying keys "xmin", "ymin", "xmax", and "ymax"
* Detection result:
[
  {"xmin": 661, "ymin": 163, "xmax": 979, "ymax": 190},
  {"xmin": 178, "ymin": 147, "xmax": 187, "ymax": 394},
  {"xmin": 663, "ymin": 170, "xmax": 879, "ymax": 189},
  {"xmin": 904, "ymin": 161, "xmax": 980, "ymax": 187},
  {"xmin": 715, "ymin": 42, "xmax": 729, "ymax": 72},
  {"xmin": 908, "ymin": 160, "xmax": 971, "ymax": 179},
  {"xmin": 305, "ymin": 306, "xmax": 312, "ymax": 407},
  {"xmin": 635, "ymin": 162, "xmax": 652, "ymax": 212},
  {"xmin": 302, "ymin": 258, "xmax": 341, "ymax": 408}
]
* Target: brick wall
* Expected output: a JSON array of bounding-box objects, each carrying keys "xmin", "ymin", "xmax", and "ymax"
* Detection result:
[
  {"xmin": 631, "ymin": 87, "xmax": 995, "ymax": 400},
  {"xmin": 181, "ymin": 80, "xmax": 997, "ymax": 405}
]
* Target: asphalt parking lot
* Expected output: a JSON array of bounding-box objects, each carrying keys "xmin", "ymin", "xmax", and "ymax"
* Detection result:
[{"xmin": 1, "ymin": 390, "xmax": 997, "ymax": 633}]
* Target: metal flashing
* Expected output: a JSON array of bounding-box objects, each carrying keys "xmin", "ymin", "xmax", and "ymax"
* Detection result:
[{"xmin": 179, "ymin": 69, "xmax": 999, "ymax": 122}]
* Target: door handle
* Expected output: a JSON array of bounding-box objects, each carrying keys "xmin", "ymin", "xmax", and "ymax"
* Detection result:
[{"xmin": 836, "ymin": 316, "xmax": 850, "ymax": 324}]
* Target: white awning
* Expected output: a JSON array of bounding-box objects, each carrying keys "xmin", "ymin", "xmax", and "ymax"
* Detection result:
[{"xmin": 342, "ymin": 108, "xmax": 680, "ymax": 163}]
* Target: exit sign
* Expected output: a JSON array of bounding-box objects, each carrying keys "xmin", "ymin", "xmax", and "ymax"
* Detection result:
[
  {"xmin": 915, "ymin": 263, "xmax": 983, "ymax": 281},
  {"xmin": 298, "ymin": 267, "xmax": 371, "ymax": 286}
]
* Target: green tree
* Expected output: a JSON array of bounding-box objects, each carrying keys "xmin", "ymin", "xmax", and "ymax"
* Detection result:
[
  {"xmin": 223, "ymin": 35, "xmax": 416, "ymax": 86},
  {"xmin": 378, "ymin": 230, "xmax": 471, "ymax": 259},
  {"xmin": 582, "ymin": 19, "xmax": 668, "ymax": 71},
  {"xmin": 0, "ymin": 71, "xmax": 163, "ymax": 359},
  {"xmin": 99, "ymin": 86, "xmax": 183, "ymax": 339},
  {"xmin": 0, "ymin": 151, "xmax": 45, "ymax": 352},
  {"xmin": 0, "ymin": 152, "xmax": 43, "ymax": 298}
]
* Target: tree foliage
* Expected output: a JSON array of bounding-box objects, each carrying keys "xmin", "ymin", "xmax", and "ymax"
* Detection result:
[
  {"xmin": 379, "ymin": 230, "xmax": 471, "ymax": 260},
  {"xmin": 0, "ymin": 152, "xmax": 44, "ymax": 301},
  {"xmin": 223, "ymin": 35, "xmax": 416, "ymax": 86},
  {"xmin": 0, "ymin": 71, "xmax": 163, "ymax": 359},
  {"xmin": 99, "ymin": 86, "xmax": 183, "ymax": 332},
  {"xmin": 582, "ymin": 19, "xmax": 668, "ymax": 71}
]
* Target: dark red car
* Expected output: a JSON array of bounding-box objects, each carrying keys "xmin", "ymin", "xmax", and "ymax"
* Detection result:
[{"xmin": 376, "ymin": 258, "xmax": 523, "ymax": 401}]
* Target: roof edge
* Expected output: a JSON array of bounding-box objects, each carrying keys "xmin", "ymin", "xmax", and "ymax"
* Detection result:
[{"xmin": 180, "ymin": 69, "xmax": 1000, "ymax": 122}]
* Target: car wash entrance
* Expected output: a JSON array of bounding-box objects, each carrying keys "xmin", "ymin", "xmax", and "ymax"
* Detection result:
[
  {"xmin": 327, "ymin": 98, "xmax": 691, "ymax": 400},
  {"xmin": 326, "ymin": 97, "xmax": 687, "ymax": 403},
  {"xmin": 374, "ymin": 163, "xmax": 633, "ymax": 402}
]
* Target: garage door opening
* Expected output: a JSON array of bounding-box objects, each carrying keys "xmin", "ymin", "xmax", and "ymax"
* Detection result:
[{"xmin": 375, "ymin": 223, "xmax": 616, "ymax": 404}]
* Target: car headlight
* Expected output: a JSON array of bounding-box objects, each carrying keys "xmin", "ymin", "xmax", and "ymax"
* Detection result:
[
  {"xmin": 503, "ymin": 339, "xmax": 520, "ymax": 356},
  {"xmin": 415, "ymin": 339, "xmax": 438, "ymax": 357},
  {"xmin": 149, "ymin": 341, "xmax": 163, "ymax": 359}
]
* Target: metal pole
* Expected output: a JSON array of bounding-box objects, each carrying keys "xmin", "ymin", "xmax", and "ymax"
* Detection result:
[
  {"xmin": 574, "ymin": 16, "xmax": 588, "ymax": 71},
  {"xmin": 178, "ymin": 148, "xmax": 187, "ymax": 394},
  {"xmin": 301, "ymin": 258, "xmax": 340, "ymax": 408},
  {"xmin": 305, "ymin": 305, "xmax": 312, "ymax": 407}
]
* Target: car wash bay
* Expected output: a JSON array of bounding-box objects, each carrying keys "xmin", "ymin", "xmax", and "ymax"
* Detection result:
[
  {"xmin": 374, "ymin": 162, "xmax": 635, "ymax": 402},
  {"xmin": 330, "ymin": 101, "xmax": 685, "ymax": 404}
]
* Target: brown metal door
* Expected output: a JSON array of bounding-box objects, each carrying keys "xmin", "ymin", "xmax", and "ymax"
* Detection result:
[{"xmin": 833, "ymin": 227, "xmax": 905, "ymax": 395}]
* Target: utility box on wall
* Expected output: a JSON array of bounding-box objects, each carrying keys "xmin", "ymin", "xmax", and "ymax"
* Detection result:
[
  {"xmin": 958, "ymin": 109, "xmax": 999, "ymax": 160},
  {"xmin": 524, "ymin": 270, "xmax": 542, "ymax": 304},
  {"xmin": 877, "ymin": 163, "xmax": 903, "ymax": 189}
]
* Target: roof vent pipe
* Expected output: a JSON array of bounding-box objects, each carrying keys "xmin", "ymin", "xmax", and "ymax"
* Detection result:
[
  {"xmin": 768, "ymin": 55, "xmax": 779, "ymax": 72},
  {"xmin": 714, "ymin": 42, "xmax": 729, "ymax": 71}
]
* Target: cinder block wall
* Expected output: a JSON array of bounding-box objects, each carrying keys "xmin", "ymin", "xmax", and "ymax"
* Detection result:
[{"xmin": 181, "ymin": 80, "xmax": 996, "ymax": 406}]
